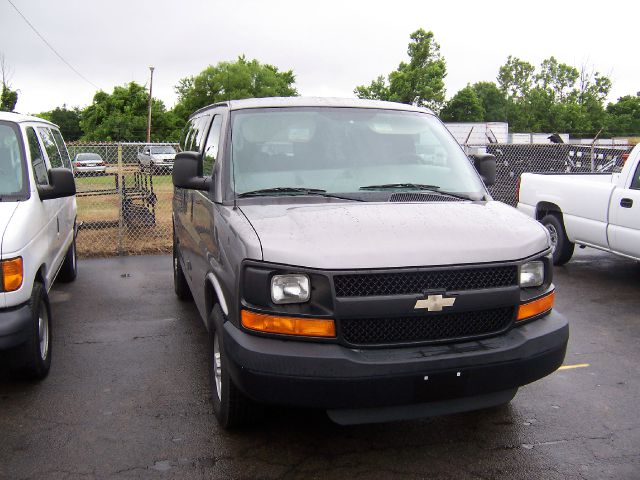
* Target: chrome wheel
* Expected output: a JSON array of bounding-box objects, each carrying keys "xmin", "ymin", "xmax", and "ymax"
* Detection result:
[
  {"xmin": 38, "ymin": 301, "xmax": 50, "ymax": 360},
  {"xmin": 546, "ymin": 223, "xmax": 558, "ymax": 253},
  {"xmin": 213, "ymin": 332, "xmax": 222, "ymax": 401}
]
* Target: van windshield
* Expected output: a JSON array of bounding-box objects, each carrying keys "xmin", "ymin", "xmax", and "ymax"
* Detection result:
[
  {"xmin": 0, "ymin": 123, "xmax": 27, "ymax": 200},
  {"xmin": 230, "ymin": 107, "xmax": 485, "ymax": 199}
]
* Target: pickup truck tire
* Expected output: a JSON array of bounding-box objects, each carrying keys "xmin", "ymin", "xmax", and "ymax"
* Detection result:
[
  {"xmin": 173, "ymin": 239, "xmax": 192, "ymax": 301},
  {"xmin": 14, "ymin": 282, "xmax": 52, "ymax": 380},
  {"xmin": 58, "ymin": 236, "xmax": 77, "ymax": 283},
  {"xmin": 208, "ymin": 305, "xmax": 260, "ymax": 429},
  {"xmin": 541, "ymin": 214, "xmax": 574, "ymax": 265}
]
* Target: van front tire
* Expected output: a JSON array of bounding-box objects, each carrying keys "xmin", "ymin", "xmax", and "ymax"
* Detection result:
[
  {"xmin": 14, "ymin": 282, "xmax": 52, "ymax": 380},
  {"xmin": 208, "ymin": 305, "xmax": 259, "ymax": 429}
]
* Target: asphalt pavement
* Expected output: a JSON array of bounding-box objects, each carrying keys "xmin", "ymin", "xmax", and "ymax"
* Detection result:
[{"xmin": 0, "ymin": 248, "xmax": 639, "ymax": 479}]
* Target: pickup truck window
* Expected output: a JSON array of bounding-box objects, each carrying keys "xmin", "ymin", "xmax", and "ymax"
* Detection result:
[
  {"xmin": 0, "ymin": 123, "xmax": 26, "ymax": 198},
  {"xmin": 26, "ymin": 127, "xmax": 49, "ymax": 186},
  {"xmin": 230, "ymin": 108, "xmax": 485, "ymax": 197},
  {"xmin": 37, "ymin": 127, "xmax": 63, "ymax": 168},
  {"xmin": 202, "ymin": 115, "xmax": 222, "ymax": 175},
  {"xmin": 631, "ymin": 162, "xmax": 640, "ymax": 190}
]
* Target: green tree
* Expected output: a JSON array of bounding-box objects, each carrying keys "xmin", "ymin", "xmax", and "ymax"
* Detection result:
[
  {"xmin": 606, "ymin": 95, "xmax": 640, "ymax": 136},
  {"xmin": 172, "ymin": 56, "xmax": 298, "ymax": 123},
  {"xmin": 440, "ymin": 86, "xmax": 484, "ymax": 122},
  {"xmin": 354, "ymin": 29, "xmax": 447, "ymax": 111},
  {"xmin": 536, "ymin": 57, "xmax": 579, "ymax": 102},
  {"xmin": 36, "ymin": 105, "xmax": 82, "ymax": 141},
  {"xmin": 498, "ymin": 56, "xmax": 535, "ymax": 99},
  {"xmin": 471, "ymin": 82, "xmax": 508, "ymax": 122},
  {"xmin": 80, "ymin": 82, "xmax": 178, "ymax": 141}
]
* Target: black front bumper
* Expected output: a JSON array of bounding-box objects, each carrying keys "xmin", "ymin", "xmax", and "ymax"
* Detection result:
[
  {"xmin": 223, "ymin": 310, "xmax": 568, "ymax": 410},
  {"xmin": 0, "ymin": 302, "xmax": 32, "ymax": 350}
]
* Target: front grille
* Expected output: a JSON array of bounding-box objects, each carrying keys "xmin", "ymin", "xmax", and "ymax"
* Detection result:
[
  {"xmin": 334, "ymin": 266, "xmax": 518, "ymax": 297},
  {"xmin": 340, "ymin": 307, "xmax": 515, "ymax": 346}
]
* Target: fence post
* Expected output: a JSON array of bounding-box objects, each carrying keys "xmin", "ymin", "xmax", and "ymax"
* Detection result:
[{"xmin": 117, "ymin": 143, "xmax": 124, "ymax": 256}]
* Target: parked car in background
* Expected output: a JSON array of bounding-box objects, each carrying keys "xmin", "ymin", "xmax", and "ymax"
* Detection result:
[
  {"xmin": 0, "ymin": 112, "xmax": 77, "ymax": 380},
  {"xmin": 138, "ymin": 145, "xmax": 176, "ymax": 174},
  {"xmin": 172, "ymin": 97, "xmax": 568, "ymax": 429},
  {"xmin": 518, "ymin": 143, "xmax": 640, "ymax": 265},
  {"xmin": 72, "ymin": 152, "xmax": 106, "ymax": 176}
]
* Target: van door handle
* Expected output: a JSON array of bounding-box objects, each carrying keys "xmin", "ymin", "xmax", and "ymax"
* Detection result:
[{"xmin": 620, "ymin": 198, "xmax": 633, "ymax": 208}]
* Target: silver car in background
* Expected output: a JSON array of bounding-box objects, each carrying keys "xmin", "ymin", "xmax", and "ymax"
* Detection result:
[{"xmin": 72, "ymin": 153, "xmax": 106, "ymax": 176}]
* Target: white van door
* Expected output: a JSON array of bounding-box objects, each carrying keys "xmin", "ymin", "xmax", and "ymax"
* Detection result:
[
  {"xmin": 25, "ymin": 126, "xmax": 60, "ymax": 288},
  {"xmin": 35, "ymin": 126, "xmax": 68, "ymax": 278}
]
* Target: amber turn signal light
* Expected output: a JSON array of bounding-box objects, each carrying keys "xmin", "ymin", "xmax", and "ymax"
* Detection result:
[
  {"xmin": 517, "ymin": 291, "xmax": 554, "ymax": 321},
  {"xmin": 1, "ymin": 257, "xmax": 24, "ymax": 292},
  {"xmin": 241, "ymin": 310, "xmax": 336, "ymax": 338}
]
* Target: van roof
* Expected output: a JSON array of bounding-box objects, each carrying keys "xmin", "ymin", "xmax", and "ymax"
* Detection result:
[
  {"xmin": 0, "ymin": 111, "xmax": 57, "ymax": 126},
  {"xmin": 190, "ymin": 97, "xmax": 433, "ymax": 118}
]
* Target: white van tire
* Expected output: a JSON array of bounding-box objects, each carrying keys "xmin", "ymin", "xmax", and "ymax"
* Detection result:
[{"xmin": 15, "ymin": 282, "xmax": 52, "ymax": 380}]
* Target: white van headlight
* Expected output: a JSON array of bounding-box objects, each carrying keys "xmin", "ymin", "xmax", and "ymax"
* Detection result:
[
  {"xmin": 520, "ymin": 261, "xmax": 544, "ymax": 288},
  {"xmin": 271, "ymin": 274, "xmax": 310, "ymax": 304}
]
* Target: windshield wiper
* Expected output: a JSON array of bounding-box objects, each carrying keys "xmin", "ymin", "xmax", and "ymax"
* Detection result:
[
  {"xmin": 358, "ymin": 183, "xmax": 474, "ymax": 201},
  {"xmin": 237, "ymin": 187, "xmax": 363, "ymax": 202}
]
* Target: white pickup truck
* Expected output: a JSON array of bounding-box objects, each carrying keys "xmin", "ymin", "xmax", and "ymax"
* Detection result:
[{"xmin": 518, "ymin": 144, "xmax": 640, "ymax": 265}]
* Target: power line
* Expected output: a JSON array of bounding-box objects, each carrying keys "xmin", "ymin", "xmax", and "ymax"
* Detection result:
[{"xmin": 6, "ymin": 0, "xmax": 100, "ymax": 90}]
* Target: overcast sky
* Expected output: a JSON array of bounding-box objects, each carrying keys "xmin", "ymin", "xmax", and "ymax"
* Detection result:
[{"xmin": 1, "ymin": 0, "xmax": 638, "ymax": 114}]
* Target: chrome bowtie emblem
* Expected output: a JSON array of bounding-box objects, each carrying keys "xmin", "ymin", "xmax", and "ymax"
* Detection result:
[{"xmin": 414, "ymin": 294, "xmax": 456, "ymax": 312}]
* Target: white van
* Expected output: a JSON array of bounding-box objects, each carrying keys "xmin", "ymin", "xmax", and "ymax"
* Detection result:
[{"xmin": 0, "ymin": 112, "xmax": 77, "ymax": 379}]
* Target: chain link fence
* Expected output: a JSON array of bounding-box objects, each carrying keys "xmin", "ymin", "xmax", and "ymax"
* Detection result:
[
  {"xmin": 464, "ymin": 142, "xmax": 633, "ymax": 206},
  {"xmin": 69, "ymin": 141, "xmax": 634, "ymax": 258},
  {"xmin": 68, "ymin": 142, "xmax": 178, "ymax": 258}
]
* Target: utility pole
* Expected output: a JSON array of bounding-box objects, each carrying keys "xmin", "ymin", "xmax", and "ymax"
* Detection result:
[{"xmin": 146, "ymin": 66, "xmax": 155, "ymax": 143}]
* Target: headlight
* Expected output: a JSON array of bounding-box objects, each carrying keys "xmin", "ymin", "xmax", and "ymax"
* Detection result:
[
  {"xmin": 1, "ymin": 257, "xmax": 24, "ymax": 292},
  {"xmin": 520, "ymin": 261, "xmax": 544, "ymax": 288},
  {"xmin": 271, "ymin": 274, "xmax": 310, "ymax": 304}
]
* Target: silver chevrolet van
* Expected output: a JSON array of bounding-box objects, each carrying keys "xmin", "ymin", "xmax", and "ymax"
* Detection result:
[{"xmin": 171, "ymin": 97, "xmax": 568, "ymax": 428}]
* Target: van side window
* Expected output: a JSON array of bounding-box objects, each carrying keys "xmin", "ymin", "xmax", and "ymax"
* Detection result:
[
  {"xmin": 51, "ymin": 129, "xmax": 72, "ymax": 169},
  {"xmin": 182, "ymin": 115, "xmax": 210, "ymax": 152},
  {"xmin": 37, "ymin": 127, "xmax": 63, "ymax": 168},
  {"xmin": 26, "ymin": 127, "xmax": 49, "ymax": 186},
  {"xmin": 202, "ymin": 115, "xmax": 222, "ymax": 176}
]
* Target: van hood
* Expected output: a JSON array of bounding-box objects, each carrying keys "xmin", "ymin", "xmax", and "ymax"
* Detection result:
[
  {"xmin": 0, "ymin": 201, "xmax": 20, "ymax": 258},
  {"xmin": 240, "ymin": 201, "xmax": 549, "ymax": 269}
]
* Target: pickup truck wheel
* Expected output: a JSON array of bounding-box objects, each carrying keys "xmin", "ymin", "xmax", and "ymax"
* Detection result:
[
  {"xmin": 58, "ymin": 236, "xmax": 78, "ymax": 283},
  {"xmin": 14, "ymin": 282, "xmax": 52, "ymax": 380},
  {"xmin": 542, "ymin": 214, "xmax": 574, "ymax": 265},
  {"xmin": 173, "ymin": 241, "xmax": 192, "ymax": 301},
  {"xmin": 208, "ymin": 305, "xmax": 260, "ymax": 429}
]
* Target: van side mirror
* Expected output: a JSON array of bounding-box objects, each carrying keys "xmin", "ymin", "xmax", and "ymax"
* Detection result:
[
  {"xmin": 38, "ymin": 168, "xmax": 76, "ymax": 200},
  {"xmin": 471, "ymin": 154, "xmax": 496, "ymax": 186},
  {"xmin": 172, "ymin": 151, "xmax": 211, "ymax": 191}
]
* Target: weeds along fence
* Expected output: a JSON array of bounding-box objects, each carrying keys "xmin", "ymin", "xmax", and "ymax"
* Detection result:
[{"xmin": 68, "ymin": 141, "xmax": 633, "ymax": 258}]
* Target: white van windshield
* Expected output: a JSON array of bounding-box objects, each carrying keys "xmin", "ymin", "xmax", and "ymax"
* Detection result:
[
  {"xmin": 230, "ymin": 108, "xmax": 485, "ymax": 199},
  {"xmin": 0, "ymin": 124, "xmax": 27, "ymax": 200}
]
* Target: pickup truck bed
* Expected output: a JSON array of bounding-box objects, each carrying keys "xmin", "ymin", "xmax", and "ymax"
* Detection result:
[{"xmin": 517, "ymin": 146, "xmax": 640, "ymax": 264}]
